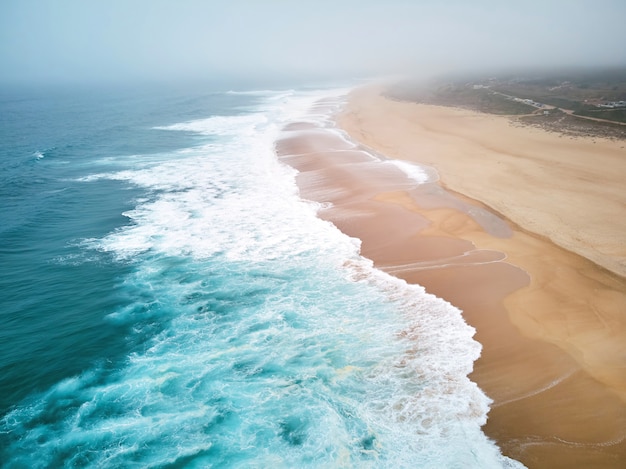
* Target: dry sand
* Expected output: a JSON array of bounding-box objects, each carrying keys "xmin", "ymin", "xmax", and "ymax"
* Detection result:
[{"xmin": 276, "ymin": 87, "xmax": 626, "ymax": 468}]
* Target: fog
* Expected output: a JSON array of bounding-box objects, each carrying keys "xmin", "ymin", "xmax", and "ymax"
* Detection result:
[{"xmin": 1, "ymin": 0, "xmax": 625, "ymax": 85}]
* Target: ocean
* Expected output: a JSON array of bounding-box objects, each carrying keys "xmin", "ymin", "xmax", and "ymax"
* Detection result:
[{"xmin": 0, "ymin": 81, "xmax": 523, "ymax": 468}]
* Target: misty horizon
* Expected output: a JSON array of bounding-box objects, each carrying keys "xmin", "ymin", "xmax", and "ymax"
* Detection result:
[{"xmin": 1, "ymin": 0, "xmax": 626, "ymax": 86}]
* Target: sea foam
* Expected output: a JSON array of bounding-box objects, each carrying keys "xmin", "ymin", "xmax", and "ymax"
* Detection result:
[{"xmin": 1, "ymin": 87, "xmax": 524, "ymax": 468}]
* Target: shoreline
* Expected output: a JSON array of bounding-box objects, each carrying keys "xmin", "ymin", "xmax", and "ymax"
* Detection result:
[
  {"xmin": 277, "ymin": 86, "xmax": 626, "ymax": 468},
  {"xmin": 336, "ymin": 87, "xmax": 626, "ymax": 398},
  {"xmin": 354, "ymin": 87, "xmax": 626, "ymax": 277}
]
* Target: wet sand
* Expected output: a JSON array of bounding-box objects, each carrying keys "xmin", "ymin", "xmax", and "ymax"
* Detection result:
[{"xmin": 276, "ymin": 89, "xmax": 626, "ymax": 468}]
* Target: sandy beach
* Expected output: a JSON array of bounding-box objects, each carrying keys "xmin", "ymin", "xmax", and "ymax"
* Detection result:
[{"xmin": 277, "ymin": 87, "xmax": 626, "ymax": 468}]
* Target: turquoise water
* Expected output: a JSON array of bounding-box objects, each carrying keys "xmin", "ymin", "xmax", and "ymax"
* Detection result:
[{"xmin": 0, "ymin": 83, "xmax": 523, "ymax": 468}]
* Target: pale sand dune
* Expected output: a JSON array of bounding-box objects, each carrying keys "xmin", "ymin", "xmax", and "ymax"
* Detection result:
[
  {"xmin": 340, "ymin": 87, "xmax": 626, "ymax": 277},
  {"xmin": 276, "ymin": 86, "xmax": 626, "ymax": 467}
]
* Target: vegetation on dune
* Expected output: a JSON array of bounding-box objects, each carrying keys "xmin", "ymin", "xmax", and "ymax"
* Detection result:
[
  {"xmin": 573, "ymin": 108, "xmax": 626, "ymax": 123},
  {"xmin": 388, "ymin": 85, "xmax": 535, "ymax": 115},
  {"xmin": 388, "ymin": 67, "xmax": 626, "ymax": 139}
]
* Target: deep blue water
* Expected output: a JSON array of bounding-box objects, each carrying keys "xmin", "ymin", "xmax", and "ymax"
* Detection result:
[{"xmin": 0, "ymin": 82, "xmax": 523, "ymax": 468}]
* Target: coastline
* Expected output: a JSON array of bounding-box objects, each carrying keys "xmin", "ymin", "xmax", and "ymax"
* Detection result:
[{"xmin": 277, "ymin": 86, "xmax": 626, "ymax": 467}]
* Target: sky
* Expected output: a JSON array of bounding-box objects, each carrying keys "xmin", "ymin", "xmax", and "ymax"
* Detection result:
[{"xmin": 1, "ymin": 0, "xmax": 626, "ymax": 85}]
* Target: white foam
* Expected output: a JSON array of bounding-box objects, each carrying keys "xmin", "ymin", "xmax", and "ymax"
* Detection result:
[
  {"xmin": 385, "ymin": 159, "xmax": 430, "ymax": 184},
  {"xmin": 155, "ymin": 113, "xmax": 269, "ymax": 136},
  {"xmin": 81, "ymin": 89, "xmax": 350, "ymax": 263},
  {"xmin": 62, "ymin": 87, "xmax": 523, "ymax": 467}
]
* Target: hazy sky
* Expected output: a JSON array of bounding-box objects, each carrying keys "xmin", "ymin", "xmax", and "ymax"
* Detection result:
[{"xmin": 1, "ymin": 0, "xmax": 625, "ymax": 85}]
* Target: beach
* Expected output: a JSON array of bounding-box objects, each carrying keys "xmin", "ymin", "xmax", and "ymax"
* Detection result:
[{"xmin": 277, "ymin": 87, "xmax": 626, "ymax": 468}]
